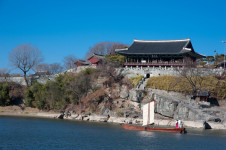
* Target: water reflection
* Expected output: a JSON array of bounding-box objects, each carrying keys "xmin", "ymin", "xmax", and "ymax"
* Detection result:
[{"xmin": 138, "ymin": 131, "xmax": 156, "ymax": 138}]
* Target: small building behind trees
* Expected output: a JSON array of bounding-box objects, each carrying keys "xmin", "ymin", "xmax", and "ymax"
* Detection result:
[
  {"xmin": 196, "ymin": 90, "xmax": 210, "ymax": 101},
  {"xmin": 87, "ymin": 53, "xmax": 104, "ymax": 66},
  {"xmin": 74, "ymin": 60, "xmax": 90, "ymax": 66},
  {"xmin": 74, "ymin": 53, "xmax": 104, "ymax": 67}
]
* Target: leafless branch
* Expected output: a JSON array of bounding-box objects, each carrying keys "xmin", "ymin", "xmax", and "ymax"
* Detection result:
[{"xmin": 9, "ymin": 44, "xmax": 43, "ymax": 86}]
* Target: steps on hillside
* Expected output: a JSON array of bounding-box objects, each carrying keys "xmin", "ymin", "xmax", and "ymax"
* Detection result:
[{"xmin": 136, "ymin": 77, "xmax": 148, "ymax": 90}]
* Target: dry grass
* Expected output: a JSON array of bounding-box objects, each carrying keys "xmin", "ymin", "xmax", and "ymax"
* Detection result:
[
  {"xmin": 130, "ymin": 75, "xmax": 144, "ymax": 88},
  {"xmin": 146, "ymin": 75, "xmax": 226, "ymax": 99}
]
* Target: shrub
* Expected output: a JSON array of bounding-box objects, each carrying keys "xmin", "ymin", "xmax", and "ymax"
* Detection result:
[
  {"xmin": 0, "ymin": 82, "xmax": 24, "ymax": 106},
  {"xmin": 25, "ymin": 69, "xmax": 97, "ymax": 111},
  {"xmin": 0, "ymin": 83, "xmax": 10, "ymax": 106}
]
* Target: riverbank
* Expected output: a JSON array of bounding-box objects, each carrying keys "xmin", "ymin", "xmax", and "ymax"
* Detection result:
[{"xmin": 1, "ymin": 106, "xmax": 226, "ymax": 130}]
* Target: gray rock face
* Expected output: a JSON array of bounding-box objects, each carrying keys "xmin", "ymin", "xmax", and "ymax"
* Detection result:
[
  {"xmin": 100, "ymin": 107, "xmax": 115, "ymax": 116},
  {"xmin": 129, "ymin": 89, "xmax": 145, "ymax": 102},
  {"xmin": 89, "ymin": 114, "xmax": 109, "ymax": 122},
  {"xmin": 146, "ymin": 91, "xmax": 226, "ymax": 124},
  {"xmin": 120, "ymin": 85, "xmax": 129, "ymax": 99},
  {"xmin": 154, "ymin": 94, "xmax": 178, "ymax": 118}
]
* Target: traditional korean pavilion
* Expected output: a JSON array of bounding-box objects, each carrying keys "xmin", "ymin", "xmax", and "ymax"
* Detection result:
[{"xmin": 115, "ymin": 39, "xmax": 205, "ymax": 67}]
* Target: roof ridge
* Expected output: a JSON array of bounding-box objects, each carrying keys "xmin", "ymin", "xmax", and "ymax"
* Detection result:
[{"xmin": 134, "ymin": 39, "xmax": 190, "ymax": 42}]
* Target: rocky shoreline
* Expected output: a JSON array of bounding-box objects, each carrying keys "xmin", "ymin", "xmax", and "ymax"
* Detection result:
[{"xmin": 1, "ymin": 106, "xmax": 226, "ymax": 130}]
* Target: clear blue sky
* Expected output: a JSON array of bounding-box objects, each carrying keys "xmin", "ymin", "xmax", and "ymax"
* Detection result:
[{"xmin": 0, "ymin": 0, "xmax": 226, "ymax": 72}]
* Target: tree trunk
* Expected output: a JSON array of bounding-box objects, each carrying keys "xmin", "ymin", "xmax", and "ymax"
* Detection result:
[{"xmin": 23, "ymin": 71, "xmax": 29, "ymax": 87}]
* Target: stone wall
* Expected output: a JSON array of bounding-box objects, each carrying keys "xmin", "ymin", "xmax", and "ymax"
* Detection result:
[
  {"xmin": 121, "ymin": 67, "xmax": 224, "ymax": 78},
  {"xmin": 0, "ymin": 75, "xmax": 56, "ymax": 86}
]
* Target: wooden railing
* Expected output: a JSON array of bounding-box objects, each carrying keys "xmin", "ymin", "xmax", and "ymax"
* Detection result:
[{"xmin": 124, "ymin": 62, "xmax": 185, "ymax": 66}]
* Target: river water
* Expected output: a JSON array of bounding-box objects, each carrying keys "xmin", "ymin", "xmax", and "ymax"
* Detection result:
[{"xmin": 0, "ymin": 116, "xmax": 226, "ymax": 150}]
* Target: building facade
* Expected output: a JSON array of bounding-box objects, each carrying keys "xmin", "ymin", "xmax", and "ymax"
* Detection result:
[{"xmin": 116, "ymin": 39, "xmax": 205, "ymax": 67}]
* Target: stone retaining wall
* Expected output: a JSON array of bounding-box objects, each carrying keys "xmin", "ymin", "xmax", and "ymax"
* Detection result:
[{"xmin": 121, "ymin": 67, "xmax": 224, "ymax": 78}]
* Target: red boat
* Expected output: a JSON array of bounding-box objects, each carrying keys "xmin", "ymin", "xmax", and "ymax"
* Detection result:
[
  {"xmin": 123, "ymin": 101, "xmax": 186, "ymax": 134},
  {"xmin": 121, "ymin": 124, "xmax": 186, "ymax": 134}
]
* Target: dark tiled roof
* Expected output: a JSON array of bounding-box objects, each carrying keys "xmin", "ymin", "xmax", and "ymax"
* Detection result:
[
  {"xmin": 197, "ymin": 90, "xmax": 210, "ymax": 97},
  {"xmin": 75, "ymin": 60, "xmax": 90, "ymax": 65},
  {"xmin": 116, "ymin": 39, "xmax": 204, "ymax": 58},
  {"xmin": 87, "ymin": 53, "xmax": 104, "ymax": 60}
]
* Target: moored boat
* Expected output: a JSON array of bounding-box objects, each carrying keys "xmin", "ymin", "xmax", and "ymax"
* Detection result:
[
  {"xmin": 121, "ymin": 101, "xmax": 187, "ymax": 134},
  {"xmin": 121, "ymin": 124, "xmax": 186, "ymax": 134}
]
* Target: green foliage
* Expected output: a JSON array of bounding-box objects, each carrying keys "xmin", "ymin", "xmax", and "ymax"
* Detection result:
[
  {"xmin": 25, "ymin": 69, "xmax": 97, "ymax": 111},
  {"xmin": 130, "ymin": 75, "xmax": 144, "ymax": 88},
  {"xmin": 0, "ymin": 83, "xmax": 10, "ymax": 106},
  {"xmin": 0, "ymin": 82, "xmax": 23, "ymax": 106},
  {"xmin": 82, "ymin": 68, "xmax": 96, "ymax": 75},
  {"xmin": 105, "ymin": 54, "xmax": 125, "ymax": 65},
  {"xmin": 146, "ymin": 75, "xmax": 226, "ymax": 99}
]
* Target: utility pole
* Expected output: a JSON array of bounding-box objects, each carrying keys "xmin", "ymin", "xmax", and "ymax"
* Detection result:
[{"xmin": 222, "ymin": 41, "xmax": 226, "ymax": 69}]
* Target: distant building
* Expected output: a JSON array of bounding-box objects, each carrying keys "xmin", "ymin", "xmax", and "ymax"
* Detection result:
[
  {"xmin": 74, "ymin": 60, "xmax": 90, "ymax": 66},
  {"xmin": 75, "ymin": 53, "xmax": 104, "ymax": 67},
  {"xmin": 87, "ymin": 53, "xmax": 104, "ymax": 66},
  {"xmin": 196, "ymin": 90, "xmax": 210, "ymax": 101},
  {"xmin": 115, "ymin": 39, "xmax": 205, "ymax": 67}
]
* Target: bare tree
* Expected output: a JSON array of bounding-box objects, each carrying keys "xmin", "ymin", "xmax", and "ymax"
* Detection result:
[
  {"xmin": 0, "ymin": 68, "xmax": 10, "ymax": 77},
  {"xmin": 85, "ymin": 42, "xmax": 128, "ymax": 59},
  {"xmin": 48, "ymin": 63, "xmax": 63, "ymax": 75},
  {"xmin": 176, "ymin": 58, "xmax": 204, "ymax": 96},
  {"xmin": 96, "ymin": 58, "xmax": 124, "ymax": 87},
  {"xmin": 35, "ymin": 63, "xmax": 63, "ymax": 75},
  {"xmin": 35, "ymin": 64, "xmax": 49, "ymax": 72},
  {"xmin": 9, "ymin": 44, "xmax": 43, "ymax": 86},
  {"xmin": 63, "ymin": 55, "xmax": 77, "ymax": 70}
]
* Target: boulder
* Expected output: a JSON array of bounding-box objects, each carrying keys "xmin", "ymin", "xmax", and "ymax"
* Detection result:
[
  {"xmin": 83, "ymin": 116, "xmax": 90, "ymax": 121},
  {"xmin": 75, "ymin": 115, "xmax": 83, "ymax": 120},
  {"xmin": 100, "ymin": 107, "xmax": 115, "ymax": 116},
  {"xmin": 129, "ymin": 89, "xmax": 145, "ymax": 102},
  {"xmin": 120, "ymin": 85, "xmax": 129, "ymax": 99},
  {"xmin": 58, "ymin": 113, "xmax": 64, "ymax": 119},
  {"xmin": 124, "ymin": 118, "xmax": 133, "ymax": 124},
  {"xmin": 89, "ymin": 114, "xmax": 109, "ymax": 122},
  {"xmin": 64, "ymin": 111, "xmax": 71, "ymax": 118},
  {"xmin": 69, "ymin": 113, "xmax": 79, "ymax": 119},
  {"xmin": 132, "ymin": 118, "xmax": 143, "ymax": 125},
  {"xmin": 198, "ymin": 101, "xmax": 211, "ymax": 108},
  {"xmin": 107, "ymin": 117, "xmax": 126, "ymax": 124},
  {"xmin": 206, "ymin": 122, "xmax": 226, "ymax": 129},
  {"xmin": 155, "ymin": 95, "xmax": 178, "ymax": 118}
]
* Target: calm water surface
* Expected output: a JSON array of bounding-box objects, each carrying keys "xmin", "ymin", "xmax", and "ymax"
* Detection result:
[{"xmin": 0, "ymin": 116, "xmax": 226, "ymax": 150}]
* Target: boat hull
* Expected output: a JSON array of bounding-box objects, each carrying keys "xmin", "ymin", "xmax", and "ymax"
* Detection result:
[{"xmin": 121, "ymin": 124, "xmax": 186, "ymax": 134}]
